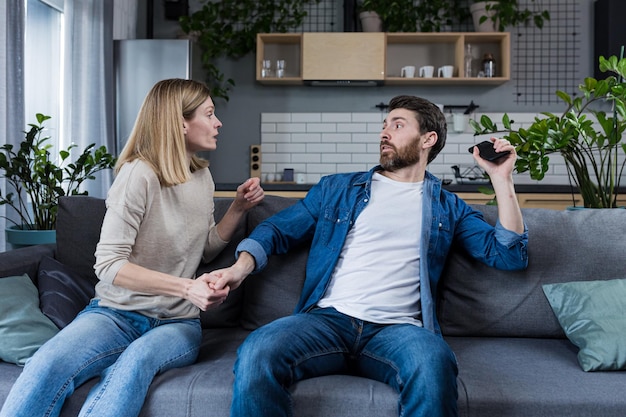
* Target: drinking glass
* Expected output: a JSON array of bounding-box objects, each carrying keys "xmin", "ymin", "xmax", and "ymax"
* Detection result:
[
  {"xmin": 276, "ymin": 60, "xmax": 285, "ymax": 78},
  {"xmin": 261, "ymin": 59, "xmax": 272, "ymax": 78}
]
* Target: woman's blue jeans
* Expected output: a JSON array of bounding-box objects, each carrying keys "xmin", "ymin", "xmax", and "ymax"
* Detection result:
[
  {"xmin": 231, "ymin": 307, "xmax": 458, "ymax": 417},
  {"xmin": 0, "ymin": 300, "xmax": 202, "ymax": 417}
]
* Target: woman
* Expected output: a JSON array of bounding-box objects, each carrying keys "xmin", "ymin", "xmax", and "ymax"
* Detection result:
[{"xmin": 0, "ymin": 78, "xmax": 264, "ymax": 417}]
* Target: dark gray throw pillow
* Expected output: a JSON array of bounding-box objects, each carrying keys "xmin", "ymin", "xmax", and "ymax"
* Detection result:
[{"xmin": 38, "ymin": 256, "xmax": 96, "ymax": 329}]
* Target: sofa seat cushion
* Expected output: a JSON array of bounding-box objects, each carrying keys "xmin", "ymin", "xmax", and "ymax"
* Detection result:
[
  {"xmin": 447, "ymin": 336, "xmax": 626, "ymax": 417},
  {"xmin": 139, "ymin": 327, "xmax": 400, "ymax": 417}
]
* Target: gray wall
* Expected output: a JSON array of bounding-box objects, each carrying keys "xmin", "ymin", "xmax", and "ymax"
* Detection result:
[{"xmin": 141, "ymin": 0, "xmax": 597, "ymax": 185}]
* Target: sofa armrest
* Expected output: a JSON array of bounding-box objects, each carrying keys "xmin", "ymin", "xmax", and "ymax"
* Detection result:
[{"xmin": 0, "ymin": 243, "xmax": 56, "ymax": 281}]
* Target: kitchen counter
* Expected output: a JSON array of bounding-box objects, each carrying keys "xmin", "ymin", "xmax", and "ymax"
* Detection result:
[
  {"xmin": 216, "ymin": 182, "xmax": 585, "ymax": 194},
  {"xmin": 215, "ymin": 182, "xmax": 626, "ymax": 210}
]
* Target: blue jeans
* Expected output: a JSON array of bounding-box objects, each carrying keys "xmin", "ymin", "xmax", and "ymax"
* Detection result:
[
  {"xmin": 0, "ymin": 300, "xmax": 202, "ymax": 417},
  {"xmin": 231, "ymin": 307, "xmax": 458, "ymax": 417}
]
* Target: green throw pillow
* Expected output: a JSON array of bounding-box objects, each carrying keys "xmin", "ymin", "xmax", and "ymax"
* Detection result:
[
  {"xmin": 543, "ymin": 278, "xmax": 626, "ymax": 372},
  {"xmin": 0, "ymin": 274, "xmax": 59, "ymax": 365}
]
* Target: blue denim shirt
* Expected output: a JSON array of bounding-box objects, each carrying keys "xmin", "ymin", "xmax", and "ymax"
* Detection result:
[{"xmin": 237, "ymin": 167, "xmax": 528, "ymax": 334}]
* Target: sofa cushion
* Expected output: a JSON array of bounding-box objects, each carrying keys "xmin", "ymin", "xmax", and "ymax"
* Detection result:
[
  {"xmin": 38, "ymin": 256, "xmax": 95, "ymax": 329},
  {"xmin": 56, "ymin": 196, "xmax": 106, "ymax": 287},
  {"xmin": 438, "ymin": 206, "xmax": 626, "ymax": 338},
  {"xmin": 0, "ymin": 274, "xmax": 59, "ymax": 365},
  {"xmin": 447, "ymin": 336, "xmax": 626, "ymax": 417},
  {"xmin": 543, "ymin": 278, "xmax": 626, "ymax": 371},
  {"xmin": 240, "ymin": 195, "xmax": 307, "ymax": 330}
]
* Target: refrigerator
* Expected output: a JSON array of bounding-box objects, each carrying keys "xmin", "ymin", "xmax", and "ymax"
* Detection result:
[{"xmin": 114, "ymin": 39, "xmax": 193, "ymax": 152}]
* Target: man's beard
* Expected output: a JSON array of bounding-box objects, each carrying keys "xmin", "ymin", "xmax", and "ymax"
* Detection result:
[{"xmin": 379, "ymin": 140, "xmax": 421, "ymax": 171}]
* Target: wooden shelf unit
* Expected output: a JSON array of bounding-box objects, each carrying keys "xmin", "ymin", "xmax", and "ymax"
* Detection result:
[{"xmin": 257, "ymin": 32, "xmax": 510, "ymax": 86}]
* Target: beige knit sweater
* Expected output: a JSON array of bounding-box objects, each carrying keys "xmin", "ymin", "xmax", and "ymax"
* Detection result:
[{"xmin": 93, "ymin": 159, "xmax": 227, "ymax": 319}]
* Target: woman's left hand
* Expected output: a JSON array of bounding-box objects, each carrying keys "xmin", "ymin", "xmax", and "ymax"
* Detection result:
[{"xmin": 233, "ymin": 177, "xmax": 264, "ymax": 211}]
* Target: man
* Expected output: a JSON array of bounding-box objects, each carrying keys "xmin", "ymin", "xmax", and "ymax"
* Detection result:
[{"xmin": 209, "ymin": 95, "xmax": 528, "ymax": 417}]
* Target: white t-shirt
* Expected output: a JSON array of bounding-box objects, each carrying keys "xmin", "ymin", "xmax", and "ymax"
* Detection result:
[{"xmin": 318, "ymin": 172, "xmax": 423, "ymax": 326}]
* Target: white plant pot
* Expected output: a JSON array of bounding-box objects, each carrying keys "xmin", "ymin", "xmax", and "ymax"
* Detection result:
[
  {"xmin": 470, "ymin": 1, "xmax": 499, "ymax": 32},
  {"xmin": 359, "ymin": 11, "xmax": 383, "ymax": 32}
]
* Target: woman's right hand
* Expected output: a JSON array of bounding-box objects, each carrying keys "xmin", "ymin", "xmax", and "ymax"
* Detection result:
[{"xmin": 185, "ymin": 276, "xmax": 230, "ymax": 311}]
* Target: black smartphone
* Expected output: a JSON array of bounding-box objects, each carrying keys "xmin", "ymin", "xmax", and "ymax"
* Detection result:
[{"xmin": 468, "ymin": 140, "xmax": 510, "ymax": 162}]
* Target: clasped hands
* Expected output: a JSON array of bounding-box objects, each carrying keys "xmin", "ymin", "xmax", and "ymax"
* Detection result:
[{"xmin": 186, "ymin": 274, "xmax": 230, "ymax": 311}]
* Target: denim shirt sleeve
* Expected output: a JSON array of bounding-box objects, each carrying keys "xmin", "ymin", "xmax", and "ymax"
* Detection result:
[
  {"xmin": 494, "ymin": 219, "xmax": 528, "ymax": 248},
  {"xmin": 235, "ymin": 238, "xmax": 268, "ymax": 274}
]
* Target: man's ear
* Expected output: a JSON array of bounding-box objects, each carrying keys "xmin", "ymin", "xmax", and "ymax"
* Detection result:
[{"xmin": 422, "ymin": 131, "xmax": 438, "ymax": 149}]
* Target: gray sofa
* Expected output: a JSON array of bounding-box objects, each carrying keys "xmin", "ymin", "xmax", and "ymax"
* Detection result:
[{"xmin": 1, "ymin": 194, "xmax": 626, "ymax": 417}]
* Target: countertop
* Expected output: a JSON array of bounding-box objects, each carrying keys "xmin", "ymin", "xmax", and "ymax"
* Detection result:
[{"xmin": 215, "ymin": 182, "xmax": 587, "ymax": 194}]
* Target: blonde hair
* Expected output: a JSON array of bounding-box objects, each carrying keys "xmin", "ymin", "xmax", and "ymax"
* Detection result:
[{"xmin": 116, "ymin": 79, "xmax": 211, "ymax": 186}]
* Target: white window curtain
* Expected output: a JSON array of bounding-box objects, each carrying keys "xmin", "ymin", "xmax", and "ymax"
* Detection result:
[
  {"xmin": 1, "ymin": 0, "xmax": 115, "ymax": 251},
  {"xmin": 113, "ymin": 0, "xmax": 138, "ymax": 40},
  {"xmin": 61, "ymin": 0, "xmax": 115, "ymax": 200},
  {"xmin": 0, "ymin": 0, "xmax": 26, "ymax": 252}
]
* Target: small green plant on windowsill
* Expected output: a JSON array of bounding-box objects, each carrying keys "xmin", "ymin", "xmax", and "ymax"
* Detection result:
[
  {"xmin": 470, "ymin": 55, "xmax": 626, "ymax": 209},
  {"xmin": 0, "ymin": 113, "xmax": 116, "ymax": 231}
]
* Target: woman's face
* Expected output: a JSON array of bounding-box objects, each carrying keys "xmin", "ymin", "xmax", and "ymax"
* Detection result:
[{"xmin": 183, "ymin": 97, "xmax": 222, "ymax": 153}]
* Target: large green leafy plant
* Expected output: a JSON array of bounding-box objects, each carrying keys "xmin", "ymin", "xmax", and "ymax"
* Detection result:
[
  {"xmin": 179, "ymin": 0, "xmax": 320, "ymax": 101},
  {"xmin": 471, "ymin": 55, "xmax": 626, "ymax": 208},
  {"xmin": 0, "ymin": 113, "xmax": 116, "ymax": 230}
]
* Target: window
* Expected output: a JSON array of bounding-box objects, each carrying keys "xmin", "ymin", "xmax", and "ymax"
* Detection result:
[{"xmin": 24, "ymin": 0, "xmax": 63, "ymax": 147}]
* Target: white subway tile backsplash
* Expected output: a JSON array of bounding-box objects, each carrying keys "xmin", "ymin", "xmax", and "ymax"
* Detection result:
[
  {"xmin": 352, "ymin": 113, "xmax": 385, "ymax": 123},
  {"xmin": 262, "ymin": 133, "xmax": 292, "ymax": 143},
  {"xmin": 337, "ymin": 123, "xmax": 369, "ymax": 133},
  {"xmin": 321, "ymin": 113, "xmax": 352, "ymax": 123},
  {"xmin": 260, "ymin": 111, "xmax": 624, "ymax": 186},
  {"xmin": 262, "ymin": 113, "xmax": 291, "ymax": 123},
  {"xmin": 322, "ymin": 133, "xmax": 352, "ymax": 143},
  {"xmin": 337, "ymin": 143, "xmax": 368, "ymax": 153},
  {"xmin": 322, "ymin": 153, "xmax": 352, "ymax": 163},
  {"xmin": 306, "ymin": 123, "xmax": 338, "ymax": 133},
  {"xmin": 291, "ymin": 133, "xmax": 321, "ymax": 143},
  {"xmin": 292, "ymin": 153, "xmax": 321, "ymax": 163},
  {"xmin": 306, "ymin": 143, "xmax": 336, "ymax": 153},
  {"xmin": 277, "ymin": 123, "xmax": 306, "ymax": 133},
  {"xmin": 292, "ymin": 113, "xmax": 322, "ymax": 123},
  {"xmin": 276, "ymin": 143, "xmax": 306, "ymax": 153}
]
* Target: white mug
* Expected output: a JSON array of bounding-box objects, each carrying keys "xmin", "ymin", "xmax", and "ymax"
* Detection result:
[
  {"xmin": 400, "ymin": 65, "xmax": 416, "ymax": 78},
  {"xmin": 438, "ymin": 65, "xmax": 454, "ymax": 78},
  {"xmin": 296, "ymin": 173, "xmax": 306, "ymax": 184},
  {"xmin": 419, "ymin": 65, "xmax": 434, "ymax": 78}
]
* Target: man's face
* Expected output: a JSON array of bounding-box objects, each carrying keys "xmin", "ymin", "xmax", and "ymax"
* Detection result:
[{"xmin": 379, "ymin": 108, "xmax": 424, "ymax": 171}]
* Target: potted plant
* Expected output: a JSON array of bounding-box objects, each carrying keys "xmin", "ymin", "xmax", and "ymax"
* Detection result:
[
  {"xmin": 358, "ymin": 0, "xmax": 384, "ymax": 32},
  {"xmin": 470, "ymin": 0, "xmax": 550, "ymax": 32},
  {"xmin": 179, "ymin": 0, "xmax": 320, "ymax": 101},
  {"xmin": 470, "ymin": 55, "xmax": 626, "ymax": 208},
  {"xmin": 1, "ymin": 113, "xmax": 116, "ymax": 247},
  {"xmin": 360, "ymin": 0, "xmax": 468, "ymax": 33}
]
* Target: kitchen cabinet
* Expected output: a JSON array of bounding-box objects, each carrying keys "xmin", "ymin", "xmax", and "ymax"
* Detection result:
[
  {"xmin": 301, "ymin": 32, "xmax": 385, "ymax": 82},
  {"xmin": 256, "ymin": 32, "xmax": 510, "ymax": 85}
]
